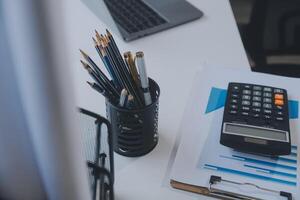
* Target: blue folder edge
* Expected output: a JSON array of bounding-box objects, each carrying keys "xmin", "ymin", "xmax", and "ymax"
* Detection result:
[{"xmin": 205, "ymin": 87, "xmax": 299, "ymax": 119}]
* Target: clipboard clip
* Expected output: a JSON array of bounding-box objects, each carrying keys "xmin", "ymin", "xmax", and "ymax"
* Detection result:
[{"xmin": 209, "ymin": 175, "xmax": 292, "ymax": 200}]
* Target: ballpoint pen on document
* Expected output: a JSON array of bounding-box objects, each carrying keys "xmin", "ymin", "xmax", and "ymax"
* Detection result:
[
  {"xmin": 119, "ymin": 89, "xmax": 128, "ymax": 107},
  {"xmin": 136, "ymin": 51, "xmax": 152, "ymax": 106}
]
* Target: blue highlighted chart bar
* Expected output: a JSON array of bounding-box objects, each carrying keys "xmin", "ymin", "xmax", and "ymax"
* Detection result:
[
  {"xmin": 275, "ymin": 157, "xmax": 297, "ymax": 164},
  {"xmin": 290, "ymin": 152, "xmax": 297, "ymax": 157},
  {"xmin": 220, "ymin": 155, "xmax": 297, "ymax": 171},
  {"xmin": 204, "ymin": 164, "xmax": 297, "ymax": 186},
  {"xmin": 244, "ymin": 164, "xmax": 297, "ymax": 178}
]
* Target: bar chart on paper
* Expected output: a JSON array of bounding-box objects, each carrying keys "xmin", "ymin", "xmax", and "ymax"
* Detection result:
[
  {"xmin": 203, "ymin": 146, "xmax": 297, "ymax": 186},
  {"xmin": 198, "ymin": 109, "xmax": 299, "ymax": 196}
]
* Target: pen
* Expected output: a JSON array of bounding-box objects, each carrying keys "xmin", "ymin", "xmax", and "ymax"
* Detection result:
[
  {"xmin": 136, "ymin": 51, "xmax": 152, "ymax": 106},
  {"xmin": 124, "ymin": 51, "xmax": 140, "ymax": 88},
  {"xmin": 119, "ymin": 89, "xmax": 128, "ymax": 107},
  {"xmin": 126, "ymin": 95, "xmax": 135, "ymax": 109}
]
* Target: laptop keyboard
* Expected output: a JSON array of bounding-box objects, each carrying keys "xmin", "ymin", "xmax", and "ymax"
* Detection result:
[{"xmin": 103, "ymin": 0, "xmax": 167, "ymax": 34}]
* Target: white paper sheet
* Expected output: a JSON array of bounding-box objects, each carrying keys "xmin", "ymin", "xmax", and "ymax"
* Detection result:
[{"xmin": 170, "ymin": 67, "xmax": 300, "ymax": 200}]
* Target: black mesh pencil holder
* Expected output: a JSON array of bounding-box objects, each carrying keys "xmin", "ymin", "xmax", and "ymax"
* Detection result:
[{"xmin": 106, "ymin": 78, "xmax": 160, "ymax": 157}]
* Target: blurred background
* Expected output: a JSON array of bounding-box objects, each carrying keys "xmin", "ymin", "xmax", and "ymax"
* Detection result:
[{"xmin": 230, "ymin": 0, "xmax": 300, "ymax": 77}]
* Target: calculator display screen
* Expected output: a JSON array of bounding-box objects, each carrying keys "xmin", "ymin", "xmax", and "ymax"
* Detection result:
[{"xmin": 224, "ymin": 123, "xmax": 287, "ymax": 142}]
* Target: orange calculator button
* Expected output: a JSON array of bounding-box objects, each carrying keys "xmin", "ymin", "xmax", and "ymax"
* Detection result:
[
  {"xmin": 275, "ymin": 94, "xmax": 284, "ymax": 100},
  {"xmin": 275, "ymin": 99, "xmax": 284, "ymax": 106}
]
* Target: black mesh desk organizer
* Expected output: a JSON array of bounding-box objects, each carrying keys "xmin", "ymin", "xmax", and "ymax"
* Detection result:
[
  {"xmin": 106, "ymin": 78, "xmax": 160, "ymax": 157},
  {"xmin": 79, "ymin": 108, "xmax": 114, "ymax": 200}
]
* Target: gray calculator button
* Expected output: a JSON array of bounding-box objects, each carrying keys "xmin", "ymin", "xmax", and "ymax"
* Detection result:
[
  {"xmin": 232, "ymin": 85, "xmax": 239, "ymax": 90},
  {"xmin": 242, "ymin": 95, "xmax": 251, "ymax": 100},
  {"xmin": 253, "ymin": 96, "xmax": 261, "ymax": 102},
  {"xmin": 252, "ymin": 102, "xmax": 261, "ymax": 107},
  {"xmin": 274, "ymin": 89, "xmax": 284, "ymax": 93},
  {"xmin": 231, "ymin": 94, "xmax": 239, "ymax": 98},
  {"xmin": 244, "ymin": 85, "xmax": 251, "ymax": 89},
  {"xmin": 277, "ymin": 111, "xmax": 283, "ymax": 116},
  {"xmin": 253, "ymin": 86, "xmax": 262, "ymax": 90},
  {"xmin": 276, "ymin": 106, "xmax": 283, "ymax": 110},
  {"xmin": 243, "ymin": 90, "xmax": 251, "ymax": 95},
  {"xmin": 253, "ymin": 91, "xmax": 262, "ymax": 96},
  {"xmin": 232, "ymin": 85, "xmax": 240, "ymax": 93},
  {"xmin": 263, "ymin": 103, "xmax": 272, "ymax": 109},
  {"xmin": 253, "ymin": 108, "xmax": 261, "ymax": 113},
  {"xmin": 229, "ymin": 110, "xmax": 238, "ymax": 115},
  {"xmin": 231, "ymin": 99, "xmax": 238, "ymax": 104},
  {"xmin": 263, "ymin": 92, "xmax": 272, "ymax": 97},
  {"xmin": 252, "ymin": 113, "xmax": 260, "ymax": 118},
  {"xmin": 242, "ymin": 112, "xmax": 249, "ymax": 116},
  {"xmin": 264, "ymin": 115, "xmax": 271, "ymax": 120},
  {"xmin": 242, "ymin": 100, "xmax": 251, "ymax": 106},
  {"xmin": 264, "ymin": 109, "xmax": 272, "ymax": 114},
  {"xmin": 242, "ymin": 106, "xmax": 250, "ymax": 111},
  {"xmin": 230, "ymin": 105, "xmax": 238, "ymax": 110},
  {"xmin": 276, "ymin": 117, "xmax": 284, "ymax": 121},
  {"xmin": 263, "ymin": 98, "xmax": 272, "ymax": 103},
  {"xmin": 263, "ymin": 87, "xmax": 272, "ymax": 92}
]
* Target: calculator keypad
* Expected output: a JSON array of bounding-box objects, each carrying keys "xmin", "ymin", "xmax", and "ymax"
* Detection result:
[
  {"xmin": 222, "ymin": 82, "xmax": 291, "ymax": 156},
  {"xmin": 226, "ymin": 83, "xmax": 288, "ymax": 127}
]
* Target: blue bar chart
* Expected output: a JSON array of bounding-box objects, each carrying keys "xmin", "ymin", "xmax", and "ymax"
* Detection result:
[{"xmin": 203, "ymin": 145, "xmax": 297, "ymax": 186}]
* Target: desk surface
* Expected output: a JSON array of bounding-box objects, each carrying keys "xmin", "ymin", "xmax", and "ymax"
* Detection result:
[{"xmin": 63, "ymin": 0, "xmax": 250, "ymax": 199}]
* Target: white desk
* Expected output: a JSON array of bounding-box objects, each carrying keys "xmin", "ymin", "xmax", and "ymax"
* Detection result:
[{"xmin": 63, "ymin": 0, "xmax": 250, "ymax": 199}]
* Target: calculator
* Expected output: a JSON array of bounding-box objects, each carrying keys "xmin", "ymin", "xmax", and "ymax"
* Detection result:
[{"xmin": 220, "ymin": 82, "xmax": 291, "ymax": 155}]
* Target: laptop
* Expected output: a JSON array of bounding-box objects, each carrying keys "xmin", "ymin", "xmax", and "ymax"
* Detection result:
[{"xmin": 81, "ymin": 0, "xmax": 203, "ymax": 41}]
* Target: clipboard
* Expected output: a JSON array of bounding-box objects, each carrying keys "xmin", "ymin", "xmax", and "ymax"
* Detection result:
[
  {"xmin": 169, "ymin": 68, "xmax": 300, "ymax": 200},
  {"xmin": 170, "ymin": 175, "xmax": 292, "ymax": 200}
]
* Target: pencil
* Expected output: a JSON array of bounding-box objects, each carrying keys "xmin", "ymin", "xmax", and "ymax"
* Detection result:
[
  {"xmin": 96, "ymin": 33, "xmax": 128, "ymax": 92},
  {"xmin": 87, "ymin": 81, "xmax": 116, "ymax": 102},
  {"xmin": 80, "ymin": 49, "xmax": 120, "ymax": 98},
  {"xmin": 93, "ymin": 37, "xmax": 119, "ymax": 87},
  {"xmin": 102, "ymin": 38, "xmax": 143, "ymax": 107},
  {"xmin": 92, "ymin": 37, "xmax": 102, "ymax": 59},
  {"xmin": 105, "ymin": 34, "xmax": 143, "ymax": 107},
  {"xmin": 100, "ymin": 40, "xmax": 126, "ymax": 90},
  {"xmin": 81, "ymin": 30, "xmax": 154, "ymax": 109},
  {"xmin": 80, "ymin": 60, "xmax": 118, "ymax": 100}
]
